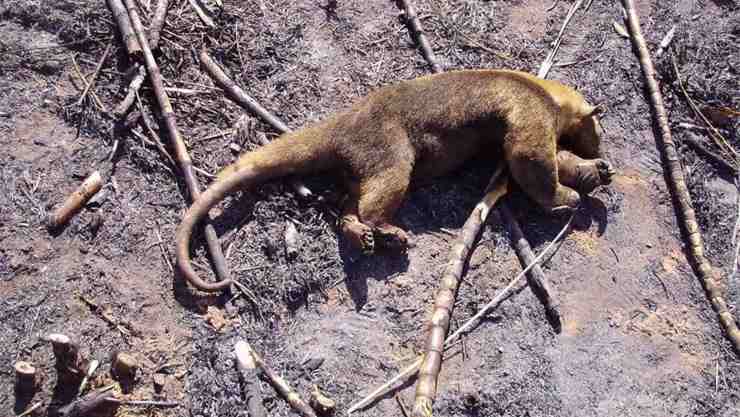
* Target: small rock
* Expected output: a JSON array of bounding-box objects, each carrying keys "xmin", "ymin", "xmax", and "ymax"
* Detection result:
[{"xmin": 302, "ymin": 356, "xmax": 325, "ymax": 371}]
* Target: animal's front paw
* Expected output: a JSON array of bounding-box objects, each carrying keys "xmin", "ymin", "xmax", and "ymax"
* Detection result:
[
  {"xmin": 595, "ymin": 159, "xmax": 615, "ymax": 185},
  {"xmin": 374, "ymin": 224, "xmax": 410, "ymax": 254}
]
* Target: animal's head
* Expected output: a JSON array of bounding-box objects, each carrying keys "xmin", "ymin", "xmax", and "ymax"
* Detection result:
[{"xmin": 560, "ymin": 104, "xmax": 606, "ymax": 160}]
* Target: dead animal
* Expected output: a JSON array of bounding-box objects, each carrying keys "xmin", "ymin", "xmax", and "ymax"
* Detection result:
[{"xmin": 176, "ymin": 69, "xmax": 615, "ymax": 291}]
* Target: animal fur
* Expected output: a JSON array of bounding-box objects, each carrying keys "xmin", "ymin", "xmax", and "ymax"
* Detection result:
[{"xmin": 175, "ymin": 69, "xmax": 614, "ymax": 291}]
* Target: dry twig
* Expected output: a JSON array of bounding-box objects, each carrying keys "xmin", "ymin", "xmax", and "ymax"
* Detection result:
[
  {"xmin": 238, "ymin": 340, "xmax": 317, "ymax": 417},
  {"xmin": 114, "ymin": 64, "xmax": 147, "ymax": 117},
  {"xmin": 122, "ymin": 0, "xmax": 233, "ymax": 289},
  {"xmin": 621, "ymin": 0, "xmax": 740, "ymax": 352},
  {"xmin": 234, "ymin": 340, "xmax": 267, "ymax": 417},
  {"xmin": 671, "ymin": 57, "xmax": 738, "ymax": 162},
  {"xmin": 76, "ymin": 41, "xmax": 113, "ymax": 107},
  {"xmin": 655, "ymin": 24, "xmax": 677, "ymax": 58},
  {"xmin": 538, "ymin": 0, "xmax": 584, "ymax": 78}
]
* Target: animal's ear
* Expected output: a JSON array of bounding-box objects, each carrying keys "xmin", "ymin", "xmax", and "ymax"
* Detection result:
[{"xmin": 588, "ymin": 103, "xmax": 607, "ymax": 117}]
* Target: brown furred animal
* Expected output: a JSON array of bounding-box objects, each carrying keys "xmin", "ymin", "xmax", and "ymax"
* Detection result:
[{"xmin": 175, "ymin": 69, "xmax": 614, "ymax": 291}]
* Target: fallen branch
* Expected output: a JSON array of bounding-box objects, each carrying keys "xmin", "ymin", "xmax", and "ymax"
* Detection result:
[
  {"xmin": 113, "ymin": 64, "xmax": 147, "ymax": 118},
  {"xmin": 238, "ymin": 341, "xmax": 317, "ymax": 417},
  {"xmin": 621, "ymin": 0, "xmax": 740, "ymax": 352},
  {"xmin": 412, "ymin": 166, "xmax": 508, "ymax": 417},
  {"xmin": 123, "ymin": 0, "xmax": 233, "ymax": 289},
  {"xmin": 397, "ymin": 0, "xmax": 442, "ymax": 73},
  {"xmin": 499, "ymin": 204, "xmax": 562, "ymax": 332},
  {"xmin": 348, "ymin": 211, "xmax": 576, "ymax": 414},
  {"xmin": 148, "ymin": 0, "xmax": 169, "ymax": 50},
  {"xmin": 234, "ymin": 340, "xmax": 267, "ymax": 417},
  {"xmin": 46, "ymin": 171, "xmax": 103, "ymax": 230},
  {"xmin": 17, "ymin": 401, "xmax": 42, "ymax": 417},
  {"xmin": 537, "ymin": 0, "xmax": 584, "ymax": 78},
  {"xmin": 198, "ymin": 49, "xmax": 313, "ymax": 199},
  {"xmin": 106, "ymin": 0, "xmax": 141, "ymax": 55}
]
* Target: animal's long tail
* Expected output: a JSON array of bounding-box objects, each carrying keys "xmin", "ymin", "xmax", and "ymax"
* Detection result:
[{"xmin": 175, "ymin": 125, "xmax": 336, "ymax": 292}]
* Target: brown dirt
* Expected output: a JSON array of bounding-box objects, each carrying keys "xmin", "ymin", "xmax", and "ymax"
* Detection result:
[{"xmin": 1, "ymin": 1, "xmax": 739, "ymax": 416}]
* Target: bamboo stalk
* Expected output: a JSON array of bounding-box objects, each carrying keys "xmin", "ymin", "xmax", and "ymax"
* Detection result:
[
  {"xmin": 46, "ymin": 171, "xmax": 103, "ymax": 230},
  {"xmin": 106, "ymin": 0, "xmax": 141, "ymax": 55},
  {"xmin": 148, "ymin": 0, "xmax": 169, "ymax": 49},
  {"xmin": 348, "ymin": 212, "xmax": 575, "ymax": 414},
  {"xmin": 412, "ymin": 167, "xmax": 508, "ymax": 417},
  {"xmin": 123, "ymin": 0, "xmax": 233, "ymax": 290},
  {"xmin": 198, "ymin": 49, "xmax": 313, "ymax": 199},
  {"xmin": 620, "ymin": 0, "xmax": 740, "ymax": 352},
  {"xmin": 397, "ymin": 0, "xmax": 442, "ymax": 73},
  {"xmin": 238, "ymin": 341, "xmax": 317, "ymax": 417}
]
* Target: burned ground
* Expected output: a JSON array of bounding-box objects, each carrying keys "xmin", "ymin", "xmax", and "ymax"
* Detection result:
[{"xmin": 0, "ymin": 0, "xmax": 739, "ymax": 416}]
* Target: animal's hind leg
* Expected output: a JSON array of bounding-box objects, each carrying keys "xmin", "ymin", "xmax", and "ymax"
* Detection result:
[
  {"xmin": 357, "ymin": 162, "xmax": 413, "ymax": 253},
  {"xmin": 506, "ymin": 137, "xmax": 581, "ymax": 213}
]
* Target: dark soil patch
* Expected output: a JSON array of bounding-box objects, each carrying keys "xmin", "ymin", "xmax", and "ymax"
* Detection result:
[{"xmin": 1, "ymin": 1, "xmax": 738, "ymax": 416}]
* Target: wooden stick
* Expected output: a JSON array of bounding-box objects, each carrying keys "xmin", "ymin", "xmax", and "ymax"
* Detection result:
[
  {"xmin": 537, "ymin": 0, "xmax": 584, "ymax": 78},
  {"xmin": 148, "ymin": 0, "xmax": 169, "ymax": 49},
  {"xmin": 412, "ymin": 167, "xmax": 508, "ymax": 417},
  {"xmin": 621, "ymin": 0, "xmax": 740, "ymax": 353},
  {"xmin": 499, "ymin": 204, "xmax": 561, "ymax": 332},
  {"xmin": 76, "ymin": 41, "xmax": 113, "ymax": 107},
  {"xmin": 114, "ymin": 64, "xmax": 147, "ymax": 118},
  {"xmin": 46, "ymin": 171, "xmax": 103, "ymax": 230},
  {"xmin": 397, "ymin": 0, "xmax": 442, "ymax": 73},
  {"xmin": 234, "ymin": 340, "xmax": 267, "ymax": 417},
  {"xmin": 198, "ymin": 49, "xmax": 313, "ymax": 199},
  {"xmin": 238, "ymin": 341, "xmax": 317, "ymax": 417},
  {"xmin": 348, "ymin": 212, "xmax": 575, "ymax": 414},
  {"xmin": 106, "ymin": 0, "xmax": 141, "ymax": 55},
  {"xmin": 123, "ymin": 0, "xmax": 233, "ymax": 290}
]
